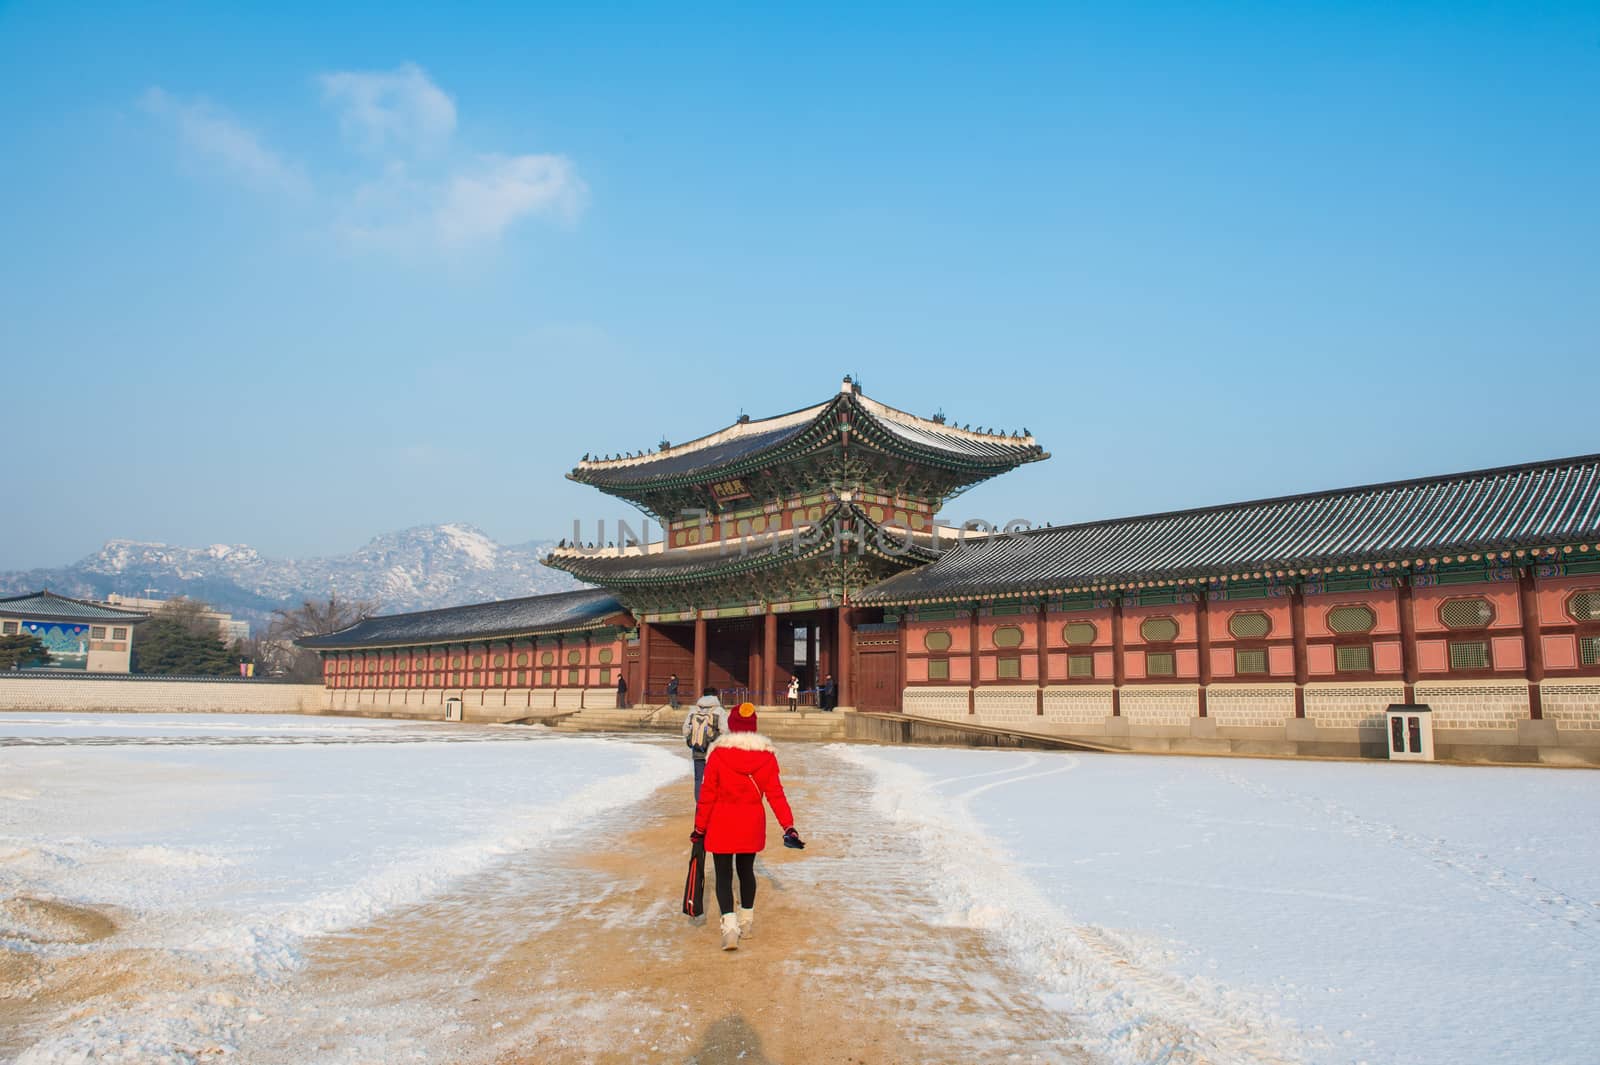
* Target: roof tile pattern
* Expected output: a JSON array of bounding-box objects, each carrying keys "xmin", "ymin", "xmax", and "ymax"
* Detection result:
[
  {"xmin": 0, "ymin": 591, "xmax": 149, "ymax": 622},
  {"xmin": 295, "ymin": 588, "xmax": 624, "ymax": 649},
  {"xmin": 859, "ymin": 455, "xmax": 1600, "ymax": 603}
]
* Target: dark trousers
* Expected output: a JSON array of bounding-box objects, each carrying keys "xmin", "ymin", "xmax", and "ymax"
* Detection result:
[
  {"xmin": 713, "ymin": 852, "xmax": 757, "ymax": 913},
  {"xmin": 693, "ymin": 757, "xmax": 706, "ymax": 800}
]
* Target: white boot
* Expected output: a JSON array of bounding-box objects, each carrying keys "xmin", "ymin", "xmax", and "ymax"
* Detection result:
[
  {"xmin": 737, "ymin": 907, "xmax": 755, "ymax": 939},
  {"xmin": 719, "ymin": 912, "xmax": 740, "ymax": 951}
]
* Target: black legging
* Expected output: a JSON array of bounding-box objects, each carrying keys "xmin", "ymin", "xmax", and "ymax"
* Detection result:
[{"xmin": 712, "ymin": 852, "xmax": 757, "ymax": 913}]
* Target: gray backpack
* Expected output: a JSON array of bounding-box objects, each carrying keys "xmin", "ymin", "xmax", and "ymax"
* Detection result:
[{"xmin": 688, "ymin": 710, "xmax": 720, "ymax": 754}]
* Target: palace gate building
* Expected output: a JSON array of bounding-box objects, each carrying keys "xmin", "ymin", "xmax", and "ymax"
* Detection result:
[{"xmin": 301, "ymin": 377, "xmax": 1600, "ymax": 762}]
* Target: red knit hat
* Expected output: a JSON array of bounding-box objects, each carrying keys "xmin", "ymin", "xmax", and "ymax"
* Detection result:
[{"xmin": 728, "ymin": 701, "xmax": 758, "ymax": 732}]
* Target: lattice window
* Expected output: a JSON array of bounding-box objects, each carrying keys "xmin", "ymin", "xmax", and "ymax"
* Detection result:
[
  {"xmin": 516, "ymin": 653, "xmax": 529, "ymax": 667},
  {"xmin": 1, "ymin": 622, "xmax": 17, "ymax": 635},
  {"xmin": 113, "ymin": 627, "xmax": 128, "ymax": 641},
  {"xmin": 1568, "ymin": 592, "xmax": 1600, "ymax": 622},
  {"xmin": 1068, "ymin": 654, "xmax": 1094, "ymax": 678},
  {"xmin": 492, "ymin": 654, "xmax": 506, "ymax": 667},
  {"xmin": 1063, "ymin": 621, "xmax": 1097, "ymax": 646},
  {"xmin": 472, "ymin": 655, "xmax": 484, "ymax": 668},
  {"xmin": 567, "ymin": 650, "xmax": 582, "ymax": 665},
  {"xmin": 997, "ymin": 657, "xmax": 1021, "ymax": 679},
  {"xmin": 598, "ymin": 648, "xmax": 614, "ymax": 664},
  {"xmin": 923, "ymin": 630, "xmax": 953, "ymax": 652},
  {"xmin": 599, "ymin": 668, "xmax": 611, "ymax": 685},
  {"xmin": 992, "ymin": 626, "xmax": 1024, "ymax": 648},
  {"xmin": 1227, "ymin": 612, "xmax": 1271, "ymax": 639},
  {"xmin": 541, "ymin": 651, "xmax": 555, "ymax": 666},
  {"xmin": 1327, "ymin": 605, "xmax": 1377, "ymax": 633},
  {"xmin": 1234, "ymin": 648, "xmax": 1268, "ymax": 674},
  {"xmin": 1439, "ymin": 598, "xmax": 1494, "ymax": 629},
  {"xmin": 91, "ymin": 626, "xmax": 106, "ymax": 639},
  {"xmin": 1140, "ymin": 617, "xmax": 1179, "ymax": 643},
  {"xmin": 1146, "ymin": 652, "xmax": 1176, "ymax": 676},
  {"xmin": 928, "ymin": 658, "xmax": 950, "ymax": 680},
  {"xmin": 1335, "ymin": 645, "xmax": 1373, "ymax": 672},
  {"xmin": 1448, "ymin": 640, "xmax": 1491, "ymax": 670},
  {"xmin": 567, "ymin": 669, "xmax": 581, "ymax": 685},
  {"xmin": 1581, "ymin": 636, "xmax": 1600, "ymax": 667},
  {"xmin": 541, "ymin": 670, "xmax": 553, "ymax": 685}
]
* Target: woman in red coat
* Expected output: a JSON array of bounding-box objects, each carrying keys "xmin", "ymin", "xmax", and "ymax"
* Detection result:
[{"xmin": 691, "ymin": 703, "xmax": 805, "ymax": 950}]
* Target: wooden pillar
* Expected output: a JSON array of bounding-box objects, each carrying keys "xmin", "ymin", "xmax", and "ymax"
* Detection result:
[
  {"xmin": 763, "ymin": 608, "xmax": 778, "ymax": 706},
  {"xmin": 1195, "ymin": 588, "xmax": 1211, "ymax": 717},
  {"xmin": 1397, "ymin": 577, "xmax": 1418, "ymax": 704},
  {"xmin": 967, "ymin": 606, "xmax": 980, "ymax": 714},
  {"xmin": 638, "ymin": 620, "xmax": 653, "ymax": 701},
  {"xmin": 1110, "ymin": 595, "xmax": 1125, "ymax": 716},
  {"xmin": 1519, "ymin": 566, "xmax": 1545, "ymax": 719},
  {"xmin": 896, "ymin": 609, "xmax": 910, "ymax": 714},
  {"xmin": 1291, "ymin": 583, "xmax": 1309, "ymax": 718},
  {"xmin": 838, "ymin": 607, "xmax": 855, "ymax": 708},
  {"xmin": 693, "ymin": 614, "xmax": 708, "ymax": 697},
  {"xmin": 1035, "ymin": 601, "xmax": 1049, "ymax": 714}
]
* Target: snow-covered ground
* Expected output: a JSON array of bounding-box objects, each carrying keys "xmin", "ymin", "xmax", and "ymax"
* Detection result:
[
  {"xmin": 1, "ymin": 713, "xmax": 681, "ymax": 1062},
  {"xmin": 838, "ymin": 745, "xmax": 1600, "ymax": 1065}
]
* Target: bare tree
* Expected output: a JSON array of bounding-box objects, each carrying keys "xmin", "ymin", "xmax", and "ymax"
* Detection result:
[{"xmin": 264, "ymin": 595, "xmax": 379, "ymax": 682}]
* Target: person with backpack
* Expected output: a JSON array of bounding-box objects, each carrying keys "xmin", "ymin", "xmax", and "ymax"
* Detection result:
[
  {"xmin": 691, "ymin": 702, "xmax": 805, "ymax": 950},
  {"xmin": 682, "ymin": 687, "xmax": 728, "ymax": 800}
]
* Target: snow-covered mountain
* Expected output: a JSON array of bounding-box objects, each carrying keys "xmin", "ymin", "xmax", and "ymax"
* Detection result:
[{"xmin": 0, "ymin": 524, "xmax": 582, "ymax": 631}]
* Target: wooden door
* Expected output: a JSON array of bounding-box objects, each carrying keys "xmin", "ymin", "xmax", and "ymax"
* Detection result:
[{"xmin": 855, "ymin": 649, "xmax": 900, "ymax": 713}]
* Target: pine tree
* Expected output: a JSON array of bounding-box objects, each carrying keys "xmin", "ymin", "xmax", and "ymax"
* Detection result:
[{"xmin": 0, "ymin": 633, "xmax": 52, "ymax": 670}]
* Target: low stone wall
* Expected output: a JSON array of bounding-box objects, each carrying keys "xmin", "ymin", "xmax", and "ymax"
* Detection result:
[
  {"xmin": 899, "ymin": 683, "xmax": 1600, "ymax": 765},
  {"xmin": 0, "ymin": 673, "xmax": 324, "ymax": 714},
  {"xmin": 321, "ymin": 687, "xmax": 616, "ymax": 723}
]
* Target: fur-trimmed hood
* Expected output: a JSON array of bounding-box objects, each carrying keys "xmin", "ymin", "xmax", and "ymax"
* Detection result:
[{"xmin": 707, "ymin": 731, "xmax": 775, "ymax": 754}]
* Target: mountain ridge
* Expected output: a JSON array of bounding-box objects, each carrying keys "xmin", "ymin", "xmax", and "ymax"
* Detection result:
[{"xmin": 0, "ymin": 524, "xmax": 583, "ymax": 632}]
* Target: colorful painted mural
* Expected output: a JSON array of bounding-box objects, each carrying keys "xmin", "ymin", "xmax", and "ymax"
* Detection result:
[{"xmin": 22, "ymin": 620, "xmax": 91, "ymax": 669}]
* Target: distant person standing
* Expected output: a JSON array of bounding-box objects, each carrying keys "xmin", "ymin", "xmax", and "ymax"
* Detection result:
[
  {"xmin": 820, "ymin": 673, "xmax": 837, "ymax": 712},
  {"xmin": 786, "ymin": 675, "xmax": 800, "ymax": 712},
  {"xmin": 683, "ymin": 688, "xmax": 728, "ymax": 800},
  {"xmin": 667, "ymin": 673, "xmax": 680, "ymax": 710},
  {"xmin": 616, "ymin": 671, "xmax": 629, "ymax": 710}
]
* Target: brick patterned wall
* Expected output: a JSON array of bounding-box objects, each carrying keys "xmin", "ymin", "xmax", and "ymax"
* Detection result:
[
  {"xmin": 0, "ymin": 677, "xmax": 325, "ymax": 714},
  {"xmin": 1540, "ymin": 680, "xmax": 1600, "ymax": 730},
  {"xmin": 1414, "ymin": 681, "xmax": 1530, "ymax": 730},
  {"xmin": 973, "ymin": 685, "xmax": 1038, "ymax": 726},
  {"xmin": 903, "ymin": 686, "xmax": 970, "ymax": 721},
  {"xmin": 1120, "ymin": 684, "xmax": 1200, "ymax": 725},
  {"xmin": 1041, "ymin": 685, "xmax": 1114, "ymax": 725},
  {"xmin": 1207, "ymin": 684, "xmax": 1296, "ymax": 728},
  {"xmin": 1304, "ymin": 683, "xmax": 1405, "ymax": 729}
]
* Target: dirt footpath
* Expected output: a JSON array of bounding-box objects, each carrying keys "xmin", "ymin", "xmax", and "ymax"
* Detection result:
[{"xmin": 301, "ymin": 744, "xmax": 1082, "ymax": 1064}]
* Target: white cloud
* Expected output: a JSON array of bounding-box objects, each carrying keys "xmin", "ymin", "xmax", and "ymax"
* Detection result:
[
  {"xmin": 436, "ymin": 154, "xmax": 587, "ymax": 246},
  {"xmin": 318, "ymin": 63, "xmax": 456, "ymax": 153},
  {"xmin": 141, "ymin": 87, "xmax": 308, "ymax": 196}
]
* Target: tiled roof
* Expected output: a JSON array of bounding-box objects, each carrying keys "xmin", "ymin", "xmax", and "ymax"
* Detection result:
[
  {"xmin": 569, "ymin": 383, "xmax": 1045, "ymax": 490},
  {"xmin": 857, "ymin": 454, "xmax": 1600, "ymax": 603},
  {"xmin": 295, "ymin": 588, "xmax": 627, "ymax": 650},
  {"xmin": 0, "ymin": 591, "xmax": 149, "ymax": 622}
]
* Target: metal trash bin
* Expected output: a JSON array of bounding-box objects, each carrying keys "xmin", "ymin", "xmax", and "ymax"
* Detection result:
[{"xmin": 1385, "ymin": 704, "xmax": 1434, "ymax": 762}]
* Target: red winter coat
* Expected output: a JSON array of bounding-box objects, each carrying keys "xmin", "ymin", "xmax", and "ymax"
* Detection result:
[{"xmin": 692, "ymin": 732, "xmax": 794, "ymax": 855}]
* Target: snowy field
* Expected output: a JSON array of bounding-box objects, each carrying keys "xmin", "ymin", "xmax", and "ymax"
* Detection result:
[
  {"xmin": 5, "ymin": 714, "xmax": 1598, "ymax": 1064},
  {"xmin": 1, "ymin": 713, "xmax": 681, "ymax": 1062},
  {"xmin": 839, "ymin": 745, "xmax": 1600, "ymax": 1065}
]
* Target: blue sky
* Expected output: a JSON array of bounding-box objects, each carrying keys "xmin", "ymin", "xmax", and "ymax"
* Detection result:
[{"xmin": 2, "ymin": 2, "xmax": 1596, "ymax": 570}]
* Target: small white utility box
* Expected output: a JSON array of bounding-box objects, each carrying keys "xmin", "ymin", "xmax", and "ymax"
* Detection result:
[
  {"xmin": 1385, "ymin": 704, "xmax": 1434, "ymax": 761},
  {"xmin": 445, "ymin": 697, "xmax": 463, "ymax": 722}
]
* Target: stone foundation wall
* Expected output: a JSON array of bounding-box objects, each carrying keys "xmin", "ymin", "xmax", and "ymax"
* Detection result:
[
  {"xmin": 903, "ymin": 686, "xmax": 969, "ymax": 721},
  {"xmin": 1540, "ymin": 680, "xmax": 1600, "ymax": 731},
  {"xmin": 1042, "ymin": 685, "xmax": 1114, "ymax": 726},
  {"xmin": 1414, "ymin": 681, "xmax": 1531, "ymax": 730},
  {"xmin": 1304, "ymin": 683, "xmax": 1406, "ymax": 730},
  {"xmin": 1207, "ymin": 684, "xmax": 1296, "ymax": 728},
  {"xmin": 0, "ymin": 675, "xmax": 325, "ymax": 714},
  {"xmin": 973, "ymin": 685, "xmax": 1038, "ymax": 727},
  {"xmin": 1121, "ymin": 685, "xmax": 1200, "ymax": 726}
]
